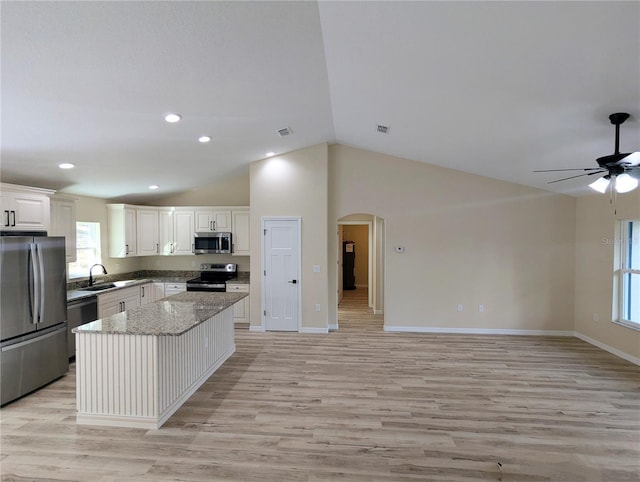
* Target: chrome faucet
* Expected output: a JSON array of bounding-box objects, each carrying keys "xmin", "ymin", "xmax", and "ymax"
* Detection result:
[{"xmin": 88, "ymin": 264, "xmax": 108, "ymax": 286}]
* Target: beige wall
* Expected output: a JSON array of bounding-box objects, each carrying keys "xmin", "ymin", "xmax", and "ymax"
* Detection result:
[
  {"xmin": 574, "ymin": 190, "xmax": 640, "ymax": 360},
  {"xmin": 74, "ymin": 195, "xmax": 140, "ymax": 277},
  {"xmin": 137, "ymin": 254, "xmax": 249, "ymax": 272},
  {"xmin": 249, "ymin": 144, "xmax": 329, "ymax": 331},
  {"xmin": 328, "ymin": 144, "xmax": 577, "ymax": 332},
  {"xmin": 149, "ymin": 169, "xmax": 250, "ymax": 206}
]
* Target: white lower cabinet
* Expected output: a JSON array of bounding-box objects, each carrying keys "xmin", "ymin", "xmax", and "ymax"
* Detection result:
[
  {"xmin": 151, "ymin": 282, "xmax": 166, "ymax": 301},
  {"xmin": 227, "ymin": 283, "xmax": 250, "ymax": 323},
  {"xmin": 139, "ymin": 283, "xmax": 153, "ymax": 306},
  {"xmin": 164, "ymin": 282, "xmax": 186, "ymax": 296},
  {"xmin": 97, "ymin": 286, "xmax": 141, "ymax": 318}
]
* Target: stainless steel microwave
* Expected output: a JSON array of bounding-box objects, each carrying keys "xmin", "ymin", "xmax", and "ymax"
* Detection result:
[{"xmin": 193, "ymin": 232, "xmax": 232, "ymax": 254}]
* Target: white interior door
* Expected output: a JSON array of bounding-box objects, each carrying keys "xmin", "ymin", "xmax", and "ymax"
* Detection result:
[{"xmin": 263, "ymin": 218, "xmax": 300, "ymax": 331}]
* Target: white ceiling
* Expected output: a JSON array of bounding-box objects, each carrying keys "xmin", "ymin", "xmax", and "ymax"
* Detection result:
[{"xmin": 2, "ymin": 1, "xmax": 638, "ymax": 202}]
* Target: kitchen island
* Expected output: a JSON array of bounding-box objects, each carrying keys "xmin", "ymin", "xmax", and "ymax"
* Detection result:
[{"xmin": 73, "ymin": 291, "xmax": 247, "ymax": 429}]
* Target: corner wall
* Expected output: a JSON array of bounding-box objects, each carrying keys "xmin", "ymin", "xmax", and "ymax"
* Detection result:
[
  {"xmin": 574, "ymin": 190, "xmax": 640, "ymax": 361},
  {"xmin": 328, "ymin": 144, "xmax": 576, "ymax": 333},
  {"xmin": 249, "ymin": 144, "xmax": 329, "ymax": 331}
]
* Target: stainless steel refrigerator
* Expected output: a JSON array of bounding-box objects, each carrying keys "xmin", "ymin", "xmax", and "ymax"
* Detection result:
[{"xmin": 1, "ymin": 233, "xmax": 68, "ymax": 405}]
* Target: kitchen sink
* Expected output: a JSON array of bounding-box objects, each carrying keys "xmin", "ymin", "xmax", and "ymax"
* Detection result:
[{"xmin": 83, "ymin": 283, "xmax": 117, "ymax": 291}]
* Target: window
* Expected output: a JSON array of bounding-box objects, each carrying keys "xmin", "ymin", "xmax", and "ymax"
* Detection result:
[
  {"xmin": 68, "ymin": 222, "xmax": 102, "ymax": 279},
  {"xmin": 618, "ymin": 219, "xmax": 639, "ymax": 329}
]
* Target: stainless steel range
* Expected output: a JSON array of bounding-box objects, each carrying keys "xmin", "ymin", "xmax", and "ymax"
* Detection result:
[{"xmin": 186, "ymin": 263, "xmax": 237, "ymax": 292}]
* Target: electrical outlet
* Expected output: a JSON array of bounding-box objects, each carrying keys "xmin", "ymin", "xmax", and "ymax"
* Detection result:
[
  {"xmin": 191, "ymin": 261, "xmax": 196, "ymax": 268},
  {"xmin": 204, "ymin": 336, "xmax": 208, "ymax": 348},
  {"xmin": 313, "ymin": 265, "xmax": 320, "ymax": 273},
  {"xmin": 593, "ymin": 313, "xmax": 599, "ymax": 322},
  {"xmin": 315, "ymin": 304, "xmax": 321, "ymax": 312},
  {"xmin": 457, "ymin": 304, "xmax": 463, "ymax": 312},
  {"xmin": 479, "ymin": 304, "xmax": 485, "ymax": 312}
]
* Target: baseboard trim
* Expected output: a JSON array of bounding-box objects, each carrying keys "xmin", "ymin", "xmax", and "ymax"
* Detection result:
[
  {"xmin": 374, "ymin": 309, "xmax": 383, "ymax": 315},
  {"xmin": 249, "ymin": 325, "xmax": 265, "ymax": 332},
  {"xmin": 383, "ymin": 325, "xmax": 574, "ymax": 336},
  {"xmin": 328, "ymin": 323, "xmax": 339, "ymax": 331},
  {"xmin": 574, "ymin": 331, "xmax": 640, "ymax": 366},
  {"xmin": 299, "ymin": 327, "xmax": 329, "ymax": 334}
]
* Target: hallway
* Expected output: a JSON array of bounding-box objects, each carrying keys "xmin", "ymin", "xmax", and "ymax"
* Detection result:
[{"xmin": 338, "ymin": 287, "xmax": 384, "ymax": 332}]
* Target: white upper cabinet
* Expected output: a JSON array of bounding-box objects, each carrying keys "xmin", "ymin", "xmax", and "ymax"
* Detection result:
[
  {"xmin": 1, "ymin": 183, "xmax": 53, "ymax": 232},
  {"xmin": 107, "ymin": 204, "xmax": 244, "ymax": 257},
  {"xmin": 50, "ymin": 195, "xmax": 78, "ymax": 262},
  {"xmin": 136, "ymin": 207, "xmax": 159, "ymax": 256},
  {"xmin": 107, "ymin": 204, "xmax": 137, "ymax": 258},
  {"xmin": 231, "ymin": 210, "xmax": 250, "ymax": 256},
  {"xmin": 195, "ymin": 209, "xmax": 231, "ymax": 232},
  {"xmin": 173, "ymin": 209, "xmax": 195, "ymax": 255},
  {"xmin": 159, "ymin": 208, "xmax": 195, "ymax": 256}
]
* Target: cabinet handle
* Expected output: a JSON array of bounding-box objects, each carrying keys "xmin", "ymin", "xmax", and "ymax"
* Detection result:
[
  {"xmin": 156, "ymin": 243, "xmax": 159, "ymax": 254},
  {"xmin": 3, "ymin": 210, "xmax": 9, "ymax": 227},
  {"xmin": 122, "ymin": 301, "xmax": 126, "ymax": 312},
  {"xmin": 213, "ymin": 220, "xmax": 216, "ymax": 231},
  {"xmin": 170, "ymin": 243, "xmax": 174, "ymax": 254},
  {"xmin": 141, "ymin": 287, "xmax": 145, "ymax": 298},
  {"xmin": 10, "ymin": 210, "xmax": 16, "ymax": 227},
  {"xmin": 125, "ymin": 244, "xmax": 129, "ymax": 255}
]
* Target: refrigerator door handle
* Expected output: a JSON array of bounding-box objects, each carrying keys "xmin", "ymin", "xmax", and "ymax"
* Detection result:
[
  {"xmin": 36, "ymin": 243, "xmax": 46, "ymax": 323},
  {"xmin": 29, "ymin": 243, "xmax": 39, "ymax": 323}
]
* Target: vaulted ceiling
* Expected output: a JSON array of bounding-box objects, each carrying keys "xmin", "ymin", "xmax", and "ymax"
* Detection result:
[{"xmin": 2, "ymin": 1, "xmax": 638, "ymax": 203}]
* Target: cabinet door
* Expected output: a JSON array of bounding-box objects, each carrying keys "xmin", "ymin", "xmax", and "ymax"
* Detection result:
[
  {"xmin": 194, "ymin": 210, "xmax": 214, "ymax": 232},
  {"xmin": 136, "ymin": 208, "xmax": 159, "ymax": 256},
  {"xmin": 139, "ymin": 283, "xmax": 153, "ymax": 306},
  {"xmin": 151, "ymin": 282, "xmax": 165, "ymax": 301},
  {"xmin": 233, "ymin": 297, "xmax": 246, "ymax": 322},
  {"xmin": 97, "ymin": 294, "xmax": 121, "ymax": 318},
  {"xmin": 9, "ymin": 192, "xmax": 50, "ymax": 231},
  {"xmin": 174, "ymin": 210, "xmax": 194, "ymax": 256},
  {"xmin": 124, "ymin": 208, "xmax": 137, "ymax": 256},
  {"xmin": 158, "ymin": 209, "xmax": 174, "ymax": 255},
  {"xmin": 231, "ymin": 211, "xmax": 250, "ymax": 256},
  {"xmin": 213, "ymin": 210, "xmax": 231, "ymax": 231},
  {"xmin": 50, "ymin": 198, "xmax": 77, "ymax": 262}
]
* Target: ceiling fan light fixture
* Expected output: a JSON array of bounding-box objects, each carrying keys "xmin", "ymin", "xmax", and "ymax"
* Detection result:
[
  {"xmin": 589, "ymin": 176, "xmax": 610, "ymax": 193},
  {"xmin": 614, "ymin": 173, "xmax": 638, "ymax": 193}
]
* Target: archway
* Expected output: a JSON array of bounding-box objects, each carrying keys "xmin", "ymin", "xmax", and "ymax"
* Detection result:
[{"xmin": 335, "ymin": 213, "xmax": 385, "ymax": 331}]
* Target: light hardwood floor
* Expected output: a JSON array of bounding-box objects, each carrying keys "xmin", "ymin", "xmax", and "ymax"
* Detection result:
[{"xmin": 1, "ymin": 288, "xmax": 639, "ymax": 481}]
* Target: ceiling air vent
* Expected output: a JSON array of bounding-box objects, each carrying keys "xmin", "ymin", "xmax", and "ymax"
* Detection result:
[
  {"xmin": 277, "ymin": 127, "xmax": 292, "ymax": 137},
  {"xmin": 376, "ymin": 124, "xmax": 390, "ymax": 134}
]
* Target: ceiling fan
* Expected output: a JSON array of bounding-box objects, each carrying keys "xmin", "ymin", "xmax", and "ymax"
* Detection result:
[{"xmin": 535, "ymin": 112, "xmax": 640, "ymax": 193}]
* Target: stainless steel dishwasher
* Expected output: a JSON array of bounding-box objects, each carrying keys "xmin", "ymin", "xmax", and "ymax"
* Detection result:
[{"xmin": 67, "ymin": 297, "xmax": 97, "ymax": 359}]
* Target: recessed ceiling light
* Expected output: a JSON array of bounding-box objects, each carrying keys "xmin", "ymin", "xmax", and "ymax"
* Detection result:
[
  {"xmin": 198, "ymin": 136, "xmax": 211, "ymax": 143},
  {"xmin": 149, "ymin": 185, "xmax": 159, "ymax": 190},
  {"xmin": 59, "ymin": 163, "xmax": 75, "ymax": 169},
  {"xmin": 266, "ymin": 152, "xmax": 275, "ymax": 157},
  {"xmin": 164, "ymin": 113, "xmax": 182, "ymax": 123},
  {"xmin": 277, "ymin": 127, "xmax": 292, "ymax": 137}
]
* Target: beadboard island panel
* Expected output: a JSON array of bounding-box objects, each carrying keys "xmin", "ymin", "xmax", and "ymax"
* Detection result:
[{"xmin": 74, "ymin": 292, "xmax": 246, "ymax": 429}]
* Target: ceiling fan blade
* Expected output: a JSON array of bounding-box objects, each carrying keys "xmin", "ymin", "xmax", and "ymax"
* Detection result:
[
  {"xmin": 547, "ymin": 170, "xmax": 606, "ymax": 184},
  {"xmin": 533, "ymin": 168, "xmax": 602, "ymax": 172},
  {"xmin": 621, "ymin": 151, "xmax": 640, "ymax": 166}
]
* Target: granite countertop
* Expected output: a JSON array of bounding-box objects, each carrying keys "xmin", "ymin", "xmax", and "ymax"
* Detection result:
[
  {"xmin": 67, "ymin": 271, "xmax": 249, "ymax": 302},
  {"xmin": 73, "ymin": 291, "xmax": 248, "ymax": 336}
]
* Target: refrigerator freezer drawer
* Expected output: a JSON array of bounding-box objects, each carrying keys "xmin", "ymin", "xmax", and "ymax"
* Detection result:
[{"xmin": 1, "ymin": 324, "xmax": 68, "ymax": 405}]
